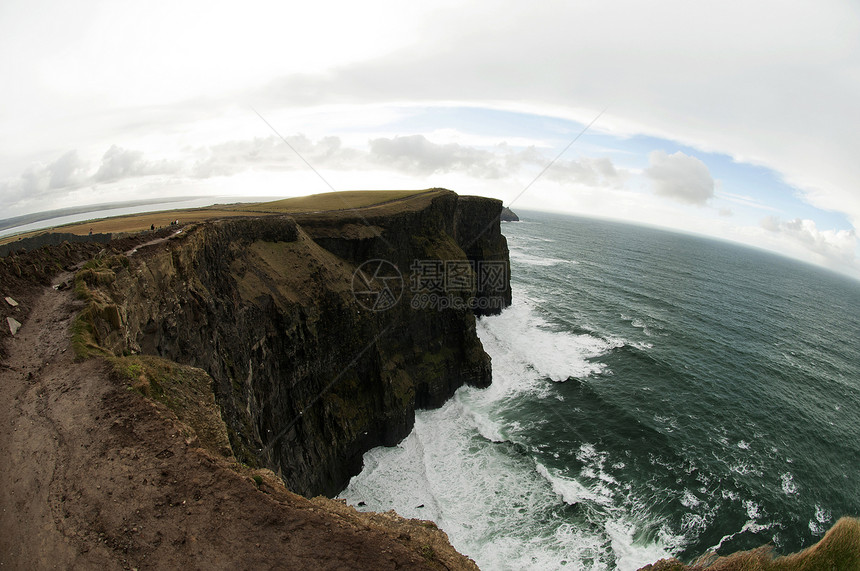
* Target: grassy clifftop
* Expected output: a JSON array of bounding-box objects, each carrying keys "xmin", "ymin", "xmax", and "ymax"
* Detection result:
[
  {"xmin": 0, "ymin": 189, "xmax": 442, "ymax": 247},
  {"xmin": 233, "ymin": 189, "xmax": 439, "ymax": 213}
]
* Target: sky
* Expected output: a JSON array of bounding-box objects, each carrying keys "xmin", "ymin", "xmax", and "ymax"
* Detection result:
[{"xmin": 1, "ymin": 0, "xmax": 859, "ymax": 279}]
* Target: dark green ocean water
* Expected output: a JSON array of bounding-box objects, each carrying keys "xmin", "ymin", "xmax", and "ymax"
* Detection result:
[{"xmin": 341, "ymin": 211, "xmax": 860, "ymax": 570}]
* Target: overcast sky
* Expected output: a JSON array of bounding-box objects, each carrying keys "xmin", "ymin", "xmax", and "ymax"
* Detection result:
[{"xmin": 2, "ymin": 0, "xmax": 859, "ymax": 278}]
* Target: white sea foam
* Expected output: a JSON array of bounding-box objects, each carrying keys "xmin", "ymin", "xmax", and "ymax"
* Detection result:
[
  {"xmin": 681, "ymin": 511, "xmax": 711, "ymax": 536},
  {"xmin": 340, "ymin": 297, "xmax": 680, "ymax": 570},
  {"xmin": 619, "ymin": 313, "xmax": 661, "ymax": 337},
  {"xmin": 536, "ymin": 462, "xmax": 612, "ymax": 507},
  {"xmin": 743, "ymin": 499, "xmax": 762, "ymax": 520},
  {"xmin": 653, "ymin": 414, "xmax": 680, "ymax": 433},
  {"xmin": 705, "ymin": 501, "xmax": 776, "ymax": 551},
  {"xmin": 729, "ymin": 460, "xmax": 762, "ymax": 477},
  {"xmin": 477, "ymin": 299, "xmax": 621, "ymax": 383},
  {"xmin": 712, "ymin": 517, "xmax": 774, "ymax": 552},
  {"xmin": 509, "ymin": 249, "xmax": 577, "ymax": 267},
  {"xmin": 605, "ymin": 518, "xmax": 677, "ymax": 571},
  {"xmin": 780, "ymin": 472, "xmax": 798, "ymax": 495},
  {"xmin": 809, "ymin": 504, "xmax": 832, "ymax": 535},
  {"xmin": 459, "ymin": 395, "xmax": 505, "ymax": 443},
  {"xmin": 681, "ymin": 490, "xmax": 702, "ymax": 508},
  {"xmin": 340, "ymin": 398, "xmax": 637, "ymax": 570}
]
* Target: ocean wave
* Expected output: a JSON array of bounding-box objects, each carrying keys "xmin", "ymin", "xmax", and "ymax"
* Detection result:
[
  {"xmin": 712, "ymin": 517, "xmax": 776, "ymax": 552},
  {"xmin": 509, "ymin": 249, "xmax": 577, "ymax": 267},
  {"xmin": 535, "ymin": 461, "xmax": 682, "ymax": 570},
  {"xmin": 605, "ymin": 518, "xmax": 679, "ymax": 571},
  {"xmin": 619, "ymin": 312, "xmax": 665, "ymax": 337},
  {"xmin": 536, "ymin": 461, "xmax": 613, "ymax": 507},
  {"xmin": 681, "ymin": 489, "xmax": 702, "ymax": 508},
  {"xmin": 809, "ymin": 504, "xmax": 833, "ymax": 536},
  {"xmin": 477, "ymin": 299, "xmax": 624, "ymax": 384},
  {"xmin": 780, "ymin": 472, "xmax": 798, "ymax": 495}
]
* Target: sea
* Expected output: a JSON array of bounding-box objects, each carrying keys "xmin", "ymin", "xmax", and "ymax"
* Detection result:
[{"xmin": 340, "ymin": 210, "xmax": 860, "ymax": 570}]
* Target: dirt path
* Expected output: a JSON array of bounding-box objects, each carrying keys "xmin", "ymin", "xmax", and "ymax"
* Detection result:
[
  {"xmin": 0, "ymin": 272, "xmax": 114, "ymax": 568},
  {"xmin": 125, "ymin": 229, "xmax": 183, "ymax": 256},
  {"xmin": 0, "ymin": 278, "xmax": 473, "ymax": 570}
]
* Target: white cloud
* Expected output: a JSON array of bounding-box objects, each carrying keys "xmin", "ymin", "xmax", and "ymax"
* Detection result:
[
  {"xmin": 1, "ymin": 0, "xmax": 858, "ymax": 280},
  {"xmin": 0, "ymin": 145, "xmax": 187, "ymax": 216},
  {"xmin": 251, "ymin": 0, "xmax": 860, "ymax": 238},
  {"xmin": 187, "ymin": 131, "xmax": 630, "ymax": 187},
  {"xmin": 190, "ymin": 135, "xmax": 363, "ymax": 179},
  {"xmin": 719, "ymin": 191, "xmax": 782, "ymax": 213},
  {"xmin": 48, "ymin": 150, "xmax": 88, "ymax": 189},
  {"xmin": 1, "ymin": 128, "xmax": 636, "ymax": 222},
  {"xmin": 545, "ymin": 156, "xmax": 628, "ymax": 188},
  {"xmin": 645, "ymin": 151, "xmax": 715, "ymax": 205},
  {"xmin": 761, "ymin": 216, "xmax": 857, "ymax": 266},
  {"xmin": 365, "ymin": 134, "xmax": 631, "ymax": 188},
  {"xmin": 368, "ymin": 135, "xmax": 503, "ymax": 178},
  {"xmin": 0, "ymin": 150, "xmax": 89, "ymax": 206},
  {"xmin": 94, "ymin": 145, "xmax": 181, "ymax": 182}
]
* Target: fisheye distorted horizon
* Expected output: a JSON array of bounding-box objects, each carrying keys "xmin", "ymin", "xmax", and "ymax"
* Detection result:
[{"xmin": 1, "ymin": 0, "xmax": 858, "ymax": 278}]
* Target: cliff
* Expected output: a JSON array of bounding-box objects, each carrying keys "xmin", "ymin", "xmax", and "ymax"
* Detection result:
[
  {"xmin": 500, "ymin": 206, "xmax": 520, "ymax": 222},
  {"xmin": 78, "ymin": 189, "xmax": 511, "ymax": 497},
  {"xmin": 0, "ymin": 232, "xmax": 482, "ymax": 570},
  {"xmin": 0, "ymin": 231, "xmax": 112, "ymax": 257}
]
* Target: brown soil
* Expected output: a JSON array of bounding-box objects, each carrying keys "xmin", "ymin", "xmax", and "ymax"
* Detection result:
[{"xmin": 0, "ymin": 275, "xmax": 477, "ymax": 570}]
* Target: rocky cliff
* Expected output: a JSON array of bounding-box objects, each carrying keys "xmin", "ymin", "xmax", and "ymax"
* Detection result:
[
  {"xmin": 499, "ymin": 206, "xmax": 520, "ymax": 222},
  {"xmin": 82, "ymin": 189, "xmax": 511, "ymax": 497},
  {"xmin": 0, "ymin": 231, "xmax": 112, "ymax": 257}
]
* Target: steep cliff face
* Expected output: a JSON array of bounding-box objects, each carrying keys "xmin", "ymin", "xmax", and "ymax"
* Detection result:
[
  {"xmin": 454, "ymin": 196, "xmax": 513, "ymax": 315},
  {"xmin": 87, "ymin": 190, "xmax": 510, "ymax": 497}
]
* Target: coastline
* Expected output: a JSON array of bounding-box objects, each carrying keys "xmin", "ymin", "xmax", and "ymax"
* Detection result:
[{"xmin": 1, "ymin": 190, "xmax": 857, "ymax": 569}]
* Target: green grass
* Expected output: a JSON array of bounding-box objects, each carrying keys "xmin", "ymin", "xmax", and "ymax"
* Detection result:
[
  {"xmin": 234, "ymin": 189, "xmax": 436, "ymax": 214},
  {"xmin": 420, "ymin": 545, "xmax": 437, "ymax": 562},
  {"xmin": 69, "ymin": 253, "xmax": 128, "ymax": 360},
  {"xmin": 70, "ymin": 312, "xmax": 101, "ymax": 360}
]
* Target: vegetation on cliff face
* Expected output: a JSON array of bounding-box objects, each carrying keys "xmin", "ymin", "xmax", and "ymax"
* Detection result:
[{"xmin": 110, "ymin": 353, "xmax": 233, "ymax": 457}]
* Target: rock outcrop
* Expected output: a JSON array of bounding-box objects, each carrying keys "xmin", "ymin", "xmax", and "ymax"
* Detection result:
[
  {"xmin": 500, "ymin": 206, "xmax": 520, "ymax": 222},
  {"xmin": 0, "ymin": 231, "xmax": 112, "ymax": 257},
  {"xmin": 83, "ymin": 189, "xmax": 511, "ymax": 497}
]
